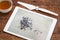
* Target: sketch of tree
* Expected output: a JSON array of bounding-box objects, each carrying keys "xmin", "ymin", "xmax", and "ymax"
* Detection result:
[{"xmin": 20, "ymin": 17, "xmax": 32, "ymax": 30}]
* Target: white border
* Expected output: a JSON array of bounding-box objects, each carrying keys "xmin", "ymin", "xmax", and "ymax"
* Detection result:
[{"xmin": 3, "ymin": 6, "xmax": 57, "ymax": 40}]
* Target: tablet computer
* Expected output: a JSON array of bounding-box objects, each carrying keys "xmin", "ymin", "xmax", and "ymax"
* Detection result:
[{"xmin": 3, "ymin": 6, "xmax": 57, "ymax": 40}]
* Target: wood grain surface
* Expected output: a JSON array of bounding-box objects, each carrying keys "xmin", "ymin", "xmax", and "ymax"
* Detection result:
[{"xmin": 0, "ymin": 0, "xmax": 60, "ymax": 40}]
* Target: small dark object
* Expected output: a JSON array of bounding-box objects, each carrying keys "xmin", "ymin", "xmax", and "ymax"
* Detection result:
[{"xmin": 32, "ymin": 1, "xmax": 36, "ymax": 2}]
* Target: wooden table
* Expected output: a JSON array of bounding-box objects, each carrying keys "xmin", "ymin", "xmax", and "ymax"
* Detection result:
[{"xmin": 0, "ymin": 0, "xmax": 60, "ymax": 40}]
